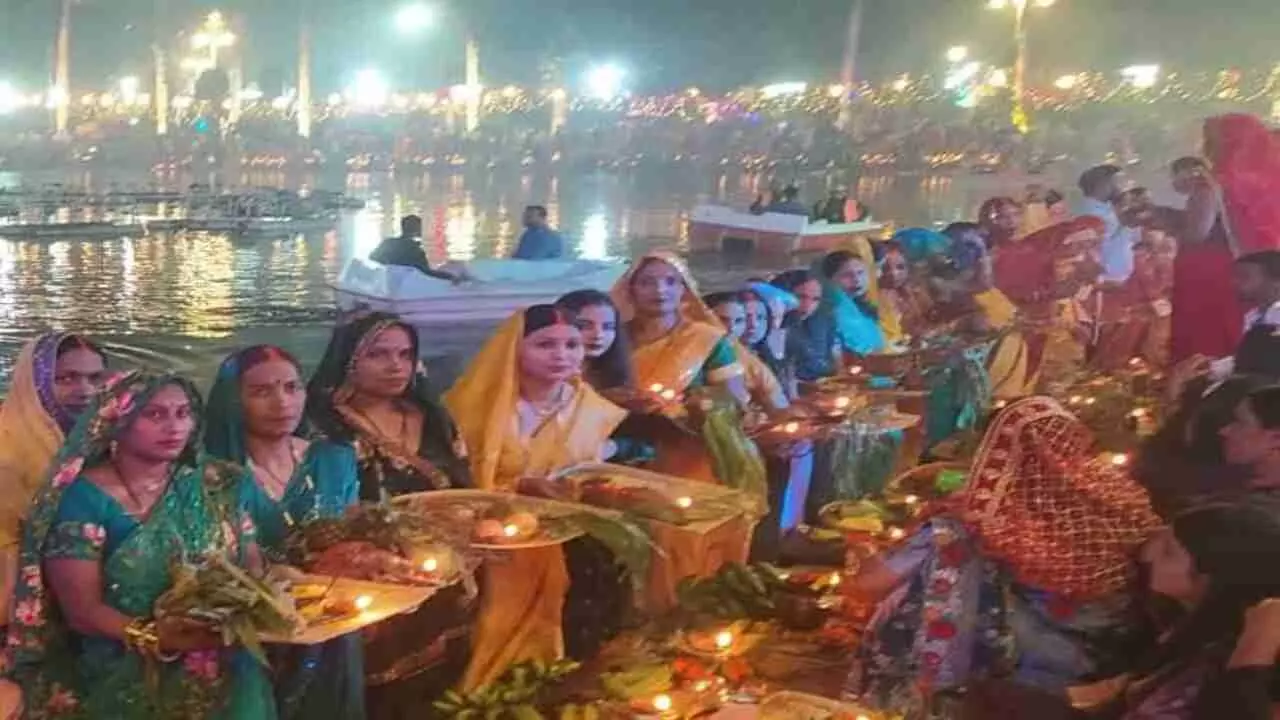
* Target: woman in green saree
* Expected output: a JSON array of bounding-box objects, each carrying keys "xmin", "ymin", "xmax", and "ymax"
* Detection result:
[
  {"xmin": 5, "ymin": 371, "xmax": 275, "ymax": 719},
  {"xmin": 204, "ymin": 345, "xmax": 364, "ymax": 720}
]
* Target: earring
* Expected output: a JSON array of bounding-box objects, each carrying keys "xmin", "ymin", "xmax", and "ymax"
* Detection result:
[{"xmin": 109, "ymin": 441, "xmax": 118, "ymax": 457}]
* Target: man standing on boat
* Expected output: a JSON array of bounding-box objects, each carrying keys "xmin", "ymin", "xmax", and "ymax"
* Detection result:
[
  {"xmin": 371, "ymin": 215, "xmax": 462, "ymax": 283},
  {"xmin": 512, "ymin": 205, "xmax": 566, "ymax": 260}
]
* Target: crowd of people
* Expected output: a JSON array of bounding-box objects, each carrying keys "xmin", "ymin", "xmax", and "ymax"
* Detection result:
[{"xmin": 0, "ymin": 112, "xmax": 1274, "ymax": 720}]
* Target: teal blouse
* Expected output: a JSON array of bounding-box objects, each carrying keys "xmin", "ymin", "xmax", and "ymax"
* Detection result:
[
  {"xmin": 239, "ymin": 440, "xmax": 359, "ymax": 557},
  {"xmin": 690, "ymin": 336, "xmax": 740, "ymax": 387}
]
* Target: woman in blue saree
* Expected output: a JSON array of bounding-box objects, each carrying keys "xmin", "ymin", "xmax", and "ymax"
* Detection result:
[
  {"xmin": 5, "ymin": 371, "xmax": 275, "ymax": 719},
  {"xmin": 204, "ymin": 345, "xmax": 363, "ymax": 720}
]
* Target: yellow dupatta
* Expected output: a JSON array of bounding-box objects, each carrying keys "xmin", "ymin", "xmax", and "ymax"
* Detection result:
[
  {"xmin": 445, "ymin": 311, "xmax": 627, "ymax": 690},
  {"xmin": 971, "ymin": 288, "xmax": 1032, "ymax": 399},
  {"xmin": 610, "ymin": 250, "xmax": 741, "ymax": 394},
  {"xmin": 0, "ymin": 334, "xmax": 70, "ymax": 622},
  {"xmin": 0, "ymin": 336, "xmax": 66, "ymax": 548}
]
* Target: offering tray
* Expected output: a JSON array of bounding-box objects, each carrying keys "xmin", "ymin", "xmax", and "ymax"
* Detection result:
[
  {"xmin": 393, "ymin": 489, "xmax": 597, "ymax": 550},
  {"xmin": 552, "ymin": 462, "xmax": 761, "ymax": 531},
  {"xmin": 263, "ymin": 574, "xmax": 443, "ymax": 645}
]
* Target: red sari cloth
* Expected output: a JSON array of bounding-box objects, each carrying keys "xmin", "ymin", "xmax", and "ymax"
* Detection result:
[
  {"xmin": 1170, "ymin": 241, "xmax": 1242, "ymax": 363},
  {"xmin": 1091, "ymin": 230, "xmax": 1176, "ymax": 370},
  {"xmin": 1206, "ymin": 114, "xmax": 1280, "ymax": 256},
  {"xmin": 994, "ymin": 218, "xmax": 1103, "ymax": 383}
]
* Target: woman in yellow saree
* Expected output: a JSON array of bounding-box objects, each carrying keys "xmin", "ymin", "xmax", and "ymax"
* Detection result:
[
  {"xmin": 611, "ymin": 251, "xmax": 751, "ymax": 482},
  {"xmin": 0, "ymin": 333, "xmax": 106, "ymax": 621},
  {"xmin": 445, "ymin": 305, "xmax": 628, "ymax": 690}
]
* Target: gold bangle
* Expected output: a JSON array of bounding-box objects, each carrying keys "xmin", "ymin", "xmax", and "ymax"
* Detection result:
[{"xmin": 124, "ymin": 618, "xmax": 160, "ymax": 657}]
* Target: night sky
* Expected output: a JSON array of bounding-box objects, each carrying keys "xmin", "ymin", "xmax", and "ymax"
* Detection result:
[{"xmin": 0, "ymin": 0, "xmax": 1277, "ymax": 93}]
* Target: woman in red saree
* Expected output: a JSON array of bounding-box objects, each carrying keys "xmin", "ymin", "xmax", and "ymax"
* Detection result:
[
  {"xmin": 1169, "ymin": 115, "xmax": 1280, "ymax": 364},
  {"xmin": 993, "ymin": 217, "xmax": 1104, "ymax": 388}
]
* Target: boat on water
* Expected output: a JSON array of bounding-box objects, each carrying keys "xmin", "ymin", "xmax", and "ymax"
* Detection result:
[
  {"xmin": 686, "ymin": 204, "xmax": 885, "ymax": 256},
  {"xmin": 333, "ymin": 258, "xmax": 627, "ymax": 325},
  {"xmin": 0, "ymin": 221, "xmax": 147, "ymax": 240},
  {"xmin": 183, "ymin": 216, "xmax": 338, "ymax": 236}
]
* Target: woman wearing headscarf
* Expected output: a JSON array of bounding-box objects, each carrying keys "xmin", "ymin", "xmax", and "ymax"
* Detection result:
[
  {"xmin": 702, "ymin": 291, "xmax": 789, "ymax": 413},
  {"xmin": 772, "ymin": 269, "xmax": 841, "ymax": 383},
  {"xmin": 994, "ymin": 217, "xmax": 1106, "ymax": 389},
  {"xmin": 939, "ymin": 222, "xmax": 1031, "ymax": 400},
  {"xmin": 305, "ymin": 313, "xmax": 473, "ymax": 718},
  {"xmin": 5, "ymin": 372, "xmax": 276, "ymax": 719},
  {"xmin": 610, "ymin": 251, "xmax": 755, "ymax": 483},
  {"xmin": 205, "ymin": 345, "xmax": 364, "ymax": 720},
  {"xmin": 445, "ymin": 305, "xmax": 630, "ymax": 689},
  {"xmin": 0, "ymin": 333, "xmax": 106, "ymax": 622},
  {"xmin": 817, "ymin": 244, "xmax": 888, "ymax": 355},
  {"xmin": 845, "ymin": 397, "xmax": 1159, "ymax": 716},
  {"xmin": 876, "ymin": 233, "xmax": 939, "ymax": 343},
  {"xmin": 979, "ymin": 196, "xmax": 1025, "ymax": 249},
  {"xmin": 1170, "ymin": 115, "xmax": 1280, "ymax": 365}
]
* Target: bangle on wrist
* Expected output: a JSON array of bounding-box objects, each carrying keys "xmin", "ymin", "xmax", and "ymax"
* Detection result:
[{"xmin": 124, "ymin": 618, "xmax": 160, "ymax": 658}]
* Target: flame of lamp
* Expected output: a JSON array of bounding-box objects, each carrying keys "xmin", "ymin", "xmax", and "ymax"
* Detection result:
[{"xmin": 714, "ymin": 630, "xmax": 734, "ymax": 650}]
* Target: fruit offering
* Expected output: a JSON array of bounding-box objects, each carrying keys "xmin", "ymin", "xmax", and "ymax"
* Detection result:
[{"xmin": 675, "ymin": 563, "xmax": 789, "ymax": 621}]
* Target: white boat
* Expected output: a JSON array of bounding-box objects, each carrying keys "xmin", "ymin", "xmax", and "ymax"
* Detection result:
[
  {"xmin": 687, "ymin": 204, "xmax": 885, "ymax": 255},
  {"xmin": 333, "ymin": 257, "xmax": 628, "ymax": 325}
]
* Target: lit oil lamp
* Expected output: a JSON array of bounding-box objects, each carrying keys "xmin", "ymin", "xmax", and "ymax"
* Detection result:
[
  {"xmin": 354, "ymin": 595, "xmax": 373, "ymax": 611},
  {"xmin": 714, "ymin": 629, "xmax": 734, "ymax": 652},
  {"xmin": 652, "ymin": 694, "xmax": 673, "ymax": 713},
  {"xmin": 421, "ymin": 556, "xmax": 439, "ymax": 573},
  {"xmin": 1110, "ymin": 453, "xmax": 1129, "ymax": 467},
  {"xmin": 503, "ymin": 524, "xmax": 520, "ymax": 538},
  {"xmin": 887, "ymin": 527, "xmax": 906, "ymax": 541},
  {"xmin": 848, "ymin": 365, "xmax": 863, "ymax": 376},
  {"xmin": 782, "ymin": 421, "xmax": 800, "ymax": 434},
  {"xmin": 675, "ymin": 496, "xmax": 693, "ymax": 509}
]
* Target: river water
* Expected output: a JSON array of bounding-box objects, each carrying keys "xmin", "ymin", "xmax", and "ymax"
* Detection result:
[{"xmin": 0, "ymin": 163, "xmax": 1165, "ymax": 389}]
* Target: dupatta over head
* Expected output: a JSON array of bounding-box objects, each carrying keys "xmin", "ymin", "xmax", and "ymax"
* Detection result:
[
  {"xmin": 305, "ymin": 312, "xmax": 467, "ymax": 494},
  {"xmin": 444, "ymin": 306, "xmax": 627, "ymax": 491},
  {"xmin": 5, "ymin": 372, "xmax": 260, "ymax": 718},
  {"xmin": 1205, "ymin": 113, "xmax": 1280, "ymax": 255},
  {"xmin": 959, "ymin": 396, "xmax": 1159, "ymax": 599},
  {"xmin": 0, "ymin": 333, "xmax": 100, "ymax": 547},
  {"xmin": 610, "ymin": 250, "xmax": 740, "ymax": 393}
]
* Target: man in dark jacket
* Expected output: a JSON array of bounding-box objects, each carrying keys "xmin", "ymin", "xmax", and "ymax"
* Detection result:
[{"xmin": 370, "ymin": 215, "xmax": 460, "ymax": 282}]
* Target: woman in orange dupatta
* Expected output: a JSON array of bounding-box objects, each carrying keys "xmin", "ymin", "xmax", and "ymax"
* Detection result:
[
  {"xmin": 445, "ymin": 306, "xmax": 627, "ymax": 690},
  {"xmin": 611, "ymin": 251, "xmax": 751, "ymax": 482},
  {"xmin": 994, "ymin": 217, "xmax": 1104, "ymax": 389}
]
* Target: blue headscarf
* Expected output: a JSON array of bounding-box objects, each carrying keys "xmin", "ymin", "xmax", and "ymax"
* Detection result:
[{"xmin": 890, "ymin": 228, "xmax": 952, "ymax": 265}]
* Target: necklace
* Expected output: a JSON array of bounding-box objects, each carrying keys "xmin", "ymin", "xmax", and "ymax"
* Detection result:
[
  {"xmin": 111, "ymin": 462, "xmax": 169, "ymax": 518},
  {"xmin": 248, "ymin": 442, "xmax": 302, "ymax": 501},
  {"xmin": 348, "ymin": 402, "xmax": 410, "ymax": 444}
]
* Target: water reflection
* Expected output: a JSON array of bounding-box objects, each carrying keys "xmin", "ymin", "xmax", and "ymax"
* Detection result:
[{"xmin": 0, "ymin": 165, "xmax": 1098, "ymax": 388}]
